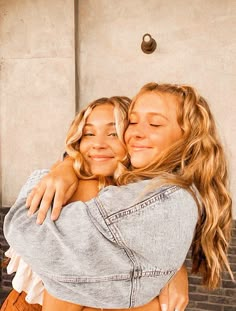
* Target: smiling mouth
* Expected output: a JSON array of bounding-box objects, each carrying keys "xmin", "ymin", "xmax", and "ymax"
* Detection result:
[
  {"xmin": 130, "ymin": 146, "xmax": 151, "ymax": 151},
  {"xmin": 90, "ymin": 156, "xmax": 114, "ymax": 161}
]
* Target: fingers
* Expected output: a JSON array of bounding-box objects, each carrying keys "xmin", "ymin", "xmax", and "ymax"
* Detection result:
[
  {"xmin": 26, "ymin": 179, "xmax": 71, "ymax": 224},
  {"xmin": 36, "ymin": 186, "xmax": 56, "ymax": 224},
  {"xmin": 26, "ymin": 188, "xmax": 35, "ymax": 208},
  {"xmin": 25, "ymin": 172, "xmax": 66, "ymax": 224},
  {"xmin": 25, "ymin": 160, "xmax": 78, "ymax": 224},
  {"xmin": 168, "ymin": 297, "xmax": 188, "ymax": 311},
  {"xmin": 50, "ymin": 189, "xmax": 65, "ymax": 221},
  {"xmin": 167, "ymin": 290, "xmax": 189, "ymax": 311},
  {"xmin": 159, "ymin": 284, "xmax": 168, "ymax": 311},
  {"xmin": 50, "ymin": 181, "xmax": 79, "ymax": 221},
  {"xmin": 26, "ymin": 176, "xmax": 57, "ymax": 224},
  {"xmin": 159, "ymin": 281, "xmax": 188, "ymax": 311},
  {"xmin": 26, "ymin": 182, "xmax": 47, "ymax": 216}
]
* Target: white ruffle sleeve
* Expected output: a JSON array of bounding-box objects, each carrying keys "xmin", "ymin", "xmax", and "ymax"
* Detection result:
[{"xmin": 5, "ymin": 247, "xmax": 44, "ymax": 305}]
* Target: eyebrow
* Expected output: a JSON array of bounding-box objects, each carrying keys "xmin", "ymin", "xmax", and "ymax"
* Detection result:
[
  {"xmin": 84, "ymin": 122, "xmax": 116, "ymax": 127},
  {"xmin": 130, "ymin": 112, "xmax": 168, "ymax": 121}
]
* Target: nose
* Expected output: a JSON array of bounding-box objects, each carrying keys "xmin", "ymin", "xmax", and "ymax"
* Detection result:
[
  {"xmin": 91, "ymin": 136, "xmax": 108, "ymax": 149},
  {"xmin": 129, "ymin": 124, "xmax": 145, "ymax": 138}
]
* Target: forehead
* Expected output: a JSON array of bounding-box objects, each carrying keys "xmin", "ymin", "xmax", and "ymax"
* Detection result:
[
  {"xmin": 85, "ymin": 104, "xmax": 115, "ymax": 124},
  {"xmin": 87, "ymin": 104, "xmax": 114, "ymax": 119},
  {"xmin": 132, "ymin": 91, "xmax": 179, "ymax": 118}
]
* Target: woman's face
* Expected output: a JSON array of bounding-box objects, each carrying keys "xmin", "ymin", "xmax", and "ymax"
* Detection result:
[
  {"xmin": 125, "ymin": 92, "xmax": 182, "ymax": 168},
  {"xmin": 80, "ymin": 104, "xmax": 126, "ymax": 176}
]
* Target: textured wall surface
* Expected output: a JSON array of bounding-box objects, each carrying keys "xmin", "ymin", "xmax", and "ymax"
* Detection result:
[
  {"xmin": 0, "ymin": 0, "xmax": 75, "ymax": 205},
  {"xmin": 78, "ymin": 0, "xmax": 236, "ymax": 218}
]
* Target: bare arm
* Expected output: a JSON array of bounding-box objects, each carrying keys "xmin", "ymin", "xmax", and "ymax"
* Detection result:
[{"xmin": 67, "ymin": 179, "xmax": 99, "ymax": 203}]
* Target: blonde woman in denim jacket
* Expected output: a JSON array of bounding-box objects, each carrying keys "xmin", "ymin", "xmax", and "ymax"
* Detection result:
[
  {"xmin": 2, "ymin": 95, "xmax": 188, "ymax": 311},
  {"xmin": 4, "ymin": 84, "xmax": 233, "ymax": 310}
]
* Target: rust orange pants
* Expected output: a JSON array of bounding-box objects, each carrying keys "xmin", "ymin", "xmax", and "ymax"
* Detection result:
[{"xmin": 0, "ymin": 290, "xmax": 42, "ymax": 311}]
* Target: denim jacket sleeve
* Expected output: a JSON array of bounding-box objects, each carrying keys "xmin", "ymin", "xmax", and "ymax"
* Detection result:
[{"xmin": 4, "ymin": 170, "xmax": 198, "ymax": 308}]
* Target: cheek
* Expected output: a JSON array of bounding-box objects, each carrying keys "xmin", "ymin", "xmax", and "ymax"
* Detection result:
[
  {"xmin": 115, "ymin": 145, "xmax": 127, "ymax": 159},
  {"xmin": 79, "ymin": 140, "xmax": 88, "ymax": 155},
  {"xmin": 167, "ymin": 127, "xmax": 182, "ymax": 146},
  {"xmin": 124, "ymin": 129, "xmax": 130, "ymax": 144}
]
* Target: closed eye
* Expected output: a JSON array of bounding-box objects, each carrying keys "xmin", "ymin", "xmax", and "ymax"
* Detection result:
[
  {"xmin": 150, "ymin": 124, "xmax": 161, "ymax": 127},
  {"xmin": 83, "ymin": 133, "xmax": 94, "ymax": 136}
]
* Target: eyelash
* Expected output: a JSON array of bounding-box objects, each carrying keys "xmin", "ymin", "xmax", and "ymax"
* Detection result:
[
  {"xmin": 83, "ymin": 133, "xmax": 94, "ymax": 136},
  {"xmin": 129, "ymin": 122, "xmax": 160, "ymax": 127},
  {"xmin": 83, "ymin": 133, "xmax": 118, "ymax": 137}
]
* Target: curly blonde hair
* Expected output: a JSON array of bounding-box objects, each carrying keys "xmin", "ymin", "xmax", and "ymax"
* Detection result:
[
  {"xmin": 65, "ymin": 96, "xmax": 131, "ymax": 185},
  {"xmin": 118, "ymin": 83, "xmax": 233, "ymax": 289}
]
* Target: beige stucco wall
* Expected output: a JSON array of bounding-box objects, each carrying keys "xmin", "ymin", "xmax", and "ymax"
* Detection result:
[
  {"xmin": 0, "ymin": 0, "xmax": 75, "ymax": 205},
  {"xmin": 1, "ymin": 0, "xmax": 235, "ymax": 218},
  {"xmin": 78, "ymin": 0, "xmax": 236, "ymax": 218}
]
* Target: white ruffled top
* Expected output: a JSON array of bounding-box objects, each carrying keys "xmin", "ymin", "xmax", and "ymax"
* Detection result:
[{"xmin": 5, "ymin": 247, "xmax": 44, "ymax": 305}]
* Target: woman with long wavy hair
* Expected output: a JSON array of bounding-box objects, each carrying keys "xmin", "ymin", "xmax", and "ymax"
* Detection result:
[
  {"xmin": 3, "ymin": 83, "xmax": 233, "ymax": 310},
  {"xmin": 118, "ymin": 83, "xmax": 233, "ymax": 289}
]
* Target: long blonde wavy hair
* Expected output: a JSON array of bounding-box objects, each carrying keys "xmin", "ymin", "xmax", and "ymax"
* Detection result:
[
  {"xmin": 118, "ymin": 83, "xmax": 233, "ymax": 289},
  {"xmin": 65, "ymin": 96, "xmax": 131, "ymax": 185}
]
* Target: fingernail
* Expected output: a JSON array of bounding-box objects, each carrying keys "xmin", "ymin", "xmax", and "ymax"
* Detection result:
[
  {"xmin": 36, "ymin": 218, "xmax": 42, "ymax": 225},
  {"xmin": 27, "ymin": 210, "xmax": 32, "ymax": 216},
  {"xmin": 161, "ymin": 304, "xmax": 168, "ymax": 311}
]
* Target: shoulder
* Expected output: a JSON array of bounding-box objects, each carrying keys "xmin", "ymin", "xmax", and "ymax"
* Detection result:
[{"xmin": 96, "ymin": 179, "xmax": 198, "ymax": 222}]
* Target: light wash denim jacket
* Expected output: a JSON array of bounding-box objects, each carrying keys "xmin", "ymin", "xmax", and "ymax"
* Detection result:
[{"xmin": 4, "ymin": 170, "xmax": 198, "ymax": 308}]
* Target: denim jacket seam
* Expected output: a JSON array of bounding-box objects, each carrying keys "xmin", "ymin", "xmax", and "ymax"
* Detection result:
[
  {"xmin": 92, "ymin": 198, "xmax": 116, "ymax": 243},
  {"xmin": 107, "ymin": 222, "xmax": 139, "ymax": 307},
  {"xmin": 105, "ymin": 185, "xmax": 179, "ymax": 224},
  {"xmin": 95, "ymin": 197, "xmax": 141, "ymax": 307},
  {"xmin": 94, "ymin": 185, "xmax": 180, "ymax": 307},
  {"xmin": 40, "ymin": 267, "xmax": 177, "ymax": 283},
  {"xmin": 92, "ymin": 195, "xmax": 139, "ymax": 306}
]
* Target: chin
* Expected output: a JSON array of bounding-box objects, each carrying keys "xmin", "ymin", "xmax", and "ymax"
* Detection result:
[
  {"xmin": 130, "ymin": 158, "xmax": 148, "ymax": 169},
  {"xmin": 91, "ymin": 168, "xmax": 114, "ymax": 176},
  {"xmin": 131, "ymin": 162, "xmax": 146, "ymax": 169}
]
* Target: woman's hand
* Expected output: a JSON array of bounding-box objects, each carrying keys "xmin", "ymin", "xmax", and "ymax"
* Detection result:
[
  {"xmin": 26, "ymin": 157, "xmax": 79, "ymax": 224},
  {"xmin": 159, "ymin": 265, "xmax": 189, "ymax": 311}
]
